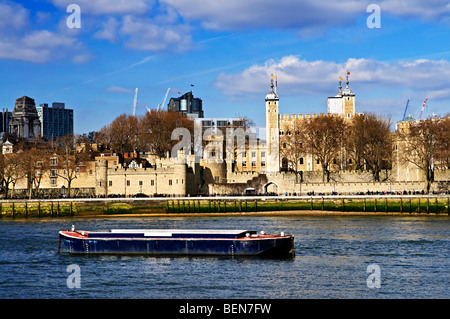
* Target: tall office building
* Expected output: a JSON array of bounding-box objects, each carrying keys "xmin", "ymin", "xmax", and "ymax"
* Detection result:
[
  {"xmin": 36, "ymin": 102, "xmax": 74, "ymax": 140},
  {"xmin": 0, "ymin": 108, "xmax": 12, "ymax": 137},
  {"xmin": 167, "ymin": 91, "xmax": 204, "ymax": 118}
]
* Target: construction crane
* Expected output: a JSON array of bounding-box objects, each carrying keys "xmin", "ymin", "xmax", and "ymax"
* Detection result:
[
  {"xmin": 157, "ymin": 88, "xmax": 170, "ymax": 111},
  {"xmin": 402, "ymin": 99, "xmax": 410, "ymax": 121},
  {"xmin": 132, "ymin": 88, "xmax": 138, "ymax": 116},
  {"xmin": 418, "ymin": 98, "xmax": 428, "ymax": 120}
]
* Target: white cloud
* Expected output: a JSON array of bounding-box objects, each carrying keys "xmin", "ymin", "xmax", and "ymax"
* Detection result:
[
  {"xmin": 119, "ymin": 15, "xmax": 192, "ymax": 52},
  {"xmin": 22, "ymin": 30, "xmax": 75, "ymax": 48},
  {"xmin": 214, "ymin": 55, "xmax": 450, "ymax": 100},
  {"xmin": 0, "ymin": 1, "xmax": 29, "ymax": 31},
  {"xmin": 105, "ymin": 86, "xmax": 134, "ymax": 94},
  {"xmin": 380, "ymin": 0, "xmax": 450, "ymax": 22},
  {"xmin": 85, "ymin": 2, "xmax": 193, "ymax": 52},
  {"xmin": 163, "ymin": 0, "xmax": 450, "ymax": 32},
  {"xmin": 0, "ymin": 29, "xmax": 81, "ymax": 63},
  {"xmin": 94, "ymin": 17, "xmax": 120, "ymax": 42},
  {"xmin": 50, "ymin": 0, "xmax": 150, "ymax": 15},
  {"xmin": 0, "ymin": 1, "xmax": 89, "ymax": 63},
  {"xmin": 163, "ymin": 0, "xmax": 366, "ymax": 31},
  {"xmin": 72, "ymin": 52, "xmax": 94, "ymax": 63}
]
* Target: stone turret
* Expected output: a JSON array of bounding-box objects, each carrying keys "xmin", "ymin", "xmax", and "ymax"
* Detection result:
[{"xmin": 95, "ymin": 157, "xmax": 108, "ymax": 196}]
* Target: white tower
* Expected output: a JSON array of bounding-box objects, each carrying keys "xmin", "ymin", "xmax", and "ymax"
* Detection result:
[{"xmin": 327, "ymin": 70, "xmax": 355, "ymax": 118}]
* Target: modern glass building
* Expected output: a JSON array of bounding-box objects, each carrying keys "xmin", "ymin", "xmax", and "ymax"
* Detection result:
[
  {"xmin": 36, "ymin": 102, "xmax": 74, "ymax": 140},
  {"xmin": 167, "ymin": 91, "xmax": 203, "ymax": 118}
]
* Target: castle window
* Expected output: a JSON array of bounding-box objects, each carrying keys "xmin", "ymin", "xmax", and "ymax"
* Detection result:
[
  {"xmin": 261, "ymin": 161, "xmax": 266, "ymax": 167},
  {"xmin": 214, "ymin": 176, "xmax": 220, "ymax": 183},
  {"xmin": 252, "ymin": 152, "xmax": 256, "ymax": 157},
  {"xmin": 261, "ymin": 152, "xmax": 265, "ymax": 157},
  {"xmin": 317, "ymin": 159, "xmax": 320, "ymax": 164},
  {"xmin": 349, "ymin": 159, "xmax": 353, "ymax": 164},
  {"xmin": 50, "ymin": 178, "xmax": 57, "ymax": 186},
  {"xmin": 333, "ymin": 158, "xmax": 337, "ymax": 164},
  {"xmin": 169, "ymin": 179, "xmax": 172, "ymax": 185},
  {"xmin": 109, "ymin": 181, "xmax": 112, "ymax": 186},
  {"xmin": 283, "ymin": 143, "xmax": 286, "ymax": 148},
  {"xmin": 89, "ymin": 170, "xmax": 92, "ymax": 175},
  {"xmin": 151, "ymin": 180, "xmax": 154, "ymax": 186},
  {"xmin": 127, "ymin": 180, "xmax": 130, "ymax": 186},
  {"xmin": 139, "ymin": 181, "xmax": 143, "ymax": 186},
  {"xmin": 299, "ymin": 157, "xmax": 304, "ymax": 165},
  {"xmin": 50, "ymin": 157, "xmax": 58, "ymax": 166}
]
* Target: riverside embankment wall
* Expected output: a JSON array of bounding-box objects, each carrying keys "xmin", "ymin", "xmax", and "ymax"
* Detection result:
[{"xmin": 1, "ymin": 195, "xmax": 448, "ymax": 218}]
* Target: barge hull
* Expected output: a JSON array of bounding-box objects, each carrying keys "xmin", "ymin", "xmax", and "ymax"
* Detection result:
[{"xmin": 59, "ymin": 230, "xmax": 294, "ymax": 257}]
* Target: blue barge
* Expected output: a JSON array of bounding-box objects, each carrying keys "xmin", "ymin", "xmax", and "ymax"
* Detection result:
[{"xmin": 59, "ymin": 226, "xmax": 295, "ymax": 257}]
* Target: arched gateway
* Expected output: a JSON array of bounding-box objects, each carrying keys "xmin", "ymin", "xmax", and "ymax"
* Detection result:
[{"xmin": 263, "ymin": 182, "xmax": 279, "ymax": 195}]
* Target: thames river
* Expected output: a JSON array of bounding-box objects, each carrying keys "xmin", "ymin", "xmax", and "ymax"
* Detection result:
[{"xmin": 0, "ymin": 214, "xmax": 448, "ymax": 299}]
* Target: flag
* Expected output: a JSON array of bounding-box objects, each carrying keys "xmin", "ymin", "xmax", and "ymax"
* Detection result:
[
  {"xmin": 347, "ymin": 70, "xmax": 350, "ymax": 75},
  {"xmin": 191, "ymin": 84, "xmax": 194, "ymax": 87},
  {"xmin": 271, "ymin": 74, "xmax": 275, "ymax": 79},
  {"xmin": 339, "ymin": 76, "xmax": 343, "ymax": 81}
]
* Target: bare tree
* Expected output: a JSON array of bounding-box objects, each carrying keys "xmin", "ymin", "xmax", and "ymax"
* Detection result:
[
  {"xmin": 399, "ymin": 116, "xmax": 448, "ymax": 193},
  {"xmin": 96, "ymin": 124, "xmax": 113, "ymax": 151},
  {"xmin": 17, "ymin": 148, "xmax": 50, "ymax": 199},
  {"xmin": 55, "ymin": 134, "xmax": 91, "ymax": 197},
  {"xmin": 280, "ymin": 117, "xmax": 306, "ymax": 182},
  {"xmin": 109, "ymin": 114, "xmax": 141, "ymax": 155},
  {"xmin": 303, "ymin": 115, "xmax": 346, "ymax": 182},
  {"xmin": 140, "ymin": 110, "xmax": 194, "ymax": 158},
  {"xmin": 438, "ymin": 115, "xmax": 450, "ymax": 168},
  {"xmin": 0, "ymin": 153, "xmax": 21, "ymax": 198},
  {"xmin": 349, "ymin": 113, "xmax": 393, "ymax": 181}
]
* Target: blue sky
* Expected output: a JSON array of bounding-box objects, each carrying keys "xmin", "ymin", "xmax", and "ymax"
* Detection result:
[{"xmin": 1, "ymin": 0, "xmax": 450, "ymax": 135}]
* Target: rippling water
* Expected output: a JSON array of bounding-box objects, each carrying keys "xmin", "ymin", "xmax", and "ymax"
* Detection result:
[{"xmin": 0, "ymin": 215, "xmax": 448, "ymax": 299}]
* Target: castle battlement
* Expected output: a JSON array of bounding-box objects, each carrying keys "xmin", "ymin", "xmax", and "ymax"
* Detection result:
[{"xmin": 279, "ymin": 112, "xmax": 348, "ymax": 121}]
